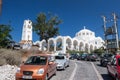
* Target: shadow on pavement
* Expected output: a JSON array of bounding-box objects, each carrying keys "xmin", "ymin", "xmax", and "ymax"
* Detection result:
[{"xmin": 101, "ymin": 74, "xmax": 113, "ymax": 80}]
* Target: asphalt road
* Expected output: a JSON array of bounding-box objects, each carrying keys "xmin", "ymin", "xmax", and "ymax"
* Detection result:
[
  {"xmin": 94, "ymin": 61, "xmax": 113, "ymax": 80},
  {"xmin": 50, "ymin": 60, "xmax": 113, "ymax": 80},
  {"xmin": 50, "ymin": 60, "xmax": 75, "ymax": 80}
]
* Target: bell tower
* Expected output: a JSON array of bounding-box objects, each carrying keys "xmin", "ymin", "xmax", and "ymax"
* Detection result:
[{"xmin": 20, "ymin": 19, "xmax": 32, "ymax": 45}]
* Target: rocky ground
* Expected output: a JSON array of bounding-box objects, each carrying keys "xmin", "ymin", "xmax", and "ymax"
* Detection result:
[{"xmin": 0, "ymin": 65, "xmax": 18, "ymax": 80}]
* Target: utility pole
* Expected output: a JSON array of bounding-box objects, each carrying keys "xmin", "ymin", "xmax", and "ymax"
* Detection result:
[
  {"xmin": 102, "ymin": 13, "xmax": 119, "ymax": 54},
  {"xmin": 102, "ymin": 15, "xmax": 108, "ymax": 53},
  {"xmin": 112, "ymin": 13, "xmax": 119, "ymax": 51}
]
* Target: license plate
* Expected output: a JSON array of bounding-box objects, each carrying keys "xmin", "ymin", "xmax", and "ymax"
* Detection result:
[{"xmin": 22, "ymin": 75, "xmax": 32, "ymax": 79}]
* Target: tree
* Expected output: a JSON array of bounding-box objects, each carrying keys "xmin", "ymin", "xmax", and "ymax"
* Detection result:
[
  {"xmin": 93, "ymin": 47, "xmax": 105, "ymax": 56},
  {"xmin": 33, "ymin": 12, "xmax": 62, "ymax": 41},
  {"xmin": 0, "ymin": 24, "xmax": 12, "ymax": 48}
]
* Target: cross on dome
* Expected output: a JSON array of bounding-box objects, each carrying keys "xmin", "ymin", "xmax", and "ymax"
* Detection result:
[{"xmin": 84, "ymin": 26, "xmax": 86, "ymax": 29}]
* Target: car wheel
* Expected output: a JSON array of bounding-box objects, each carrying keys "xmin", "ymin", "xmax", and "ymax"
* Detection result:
[
  {"xmin": 103, "ymin": 62, "xmax": 107, "ymax": 67},
  {"xmin": 67, "ymin": 64, "xmax": 69, "ymax": 67},
  {"xmin": 115, "ymin": 75, "xmax": 119, "ymax": 80}
]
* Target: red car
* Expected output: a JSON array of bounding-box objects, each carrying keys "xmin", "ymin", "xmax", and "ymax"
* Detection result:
[{"xmin": 107, "ymin": 54, "xmax": 120, "ymax": 80}]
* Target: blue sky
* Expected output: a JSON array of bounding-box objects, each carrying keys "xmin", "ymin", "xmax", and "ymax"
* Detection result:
[{"xmin": 0, "ymin": 0, "xmax": 120, "ymax": 42}]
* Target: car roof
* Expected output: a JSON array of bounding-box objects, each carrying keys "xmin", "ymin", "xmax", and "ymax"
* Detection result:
[{"xmin": 31, "ymin": 54, "xmax": 52, "ymax": 57}]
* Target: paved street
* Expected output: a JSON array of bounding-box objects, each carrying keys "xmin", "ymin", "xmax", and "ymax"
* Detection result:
[
  {"xmin": 94, "ymin": 61, "xmax": 113, "ymax": 80},
  {"xmin": 51, "ymin": 60, "xmax": 75, "ymax": 80},
  {"xmin": 74, "ymin": 61, "xmax": 99, "ymax": 80},
  {"xmin": 50, "ymin": 60, "xmax": 113, "ymax": 80}
]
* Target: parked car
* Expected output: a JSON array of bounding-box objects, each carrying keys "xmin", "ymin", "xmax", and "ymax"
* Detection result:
[
  {"xmin": 81, "ymin": 53, "xmax": 89, "ymax": 61},
  {"xmin": 88, "ymin": 53, "xmax": 98, "ymax": 61},
  {"xmin": 7, "ymin": 41, "xmax": 21, "ymax": 50},
  {"xmin": 13, "ymin": 44, "xmax": 21, "ymax": 50},
  {"xmin": 16, "ymin": 54, "xmax": 57, "ymax": 80},
  {"xmin": 77, "ymin": 54, "xmax": 82, "ymax": 60},
  {"xmin": 55, "ymin": 55, "xmax": 69, "ymax": 70},
  {"xmin": 69, "ymin": 53, "xmax": 78, "ymax": 60},
  {"xmin": 100, "ymin": 53, "xmax": 113, "ymax": 67},
  {"xmin": 107, "ymin": 54, "xmax": 120, "ymax": 80}
]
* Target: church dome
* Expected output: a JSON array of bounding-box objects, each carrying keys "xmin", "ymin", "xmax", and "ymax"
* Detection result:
[{"xmin": 75, "ymin": 27, "xmax": 95, "ymax": 40}]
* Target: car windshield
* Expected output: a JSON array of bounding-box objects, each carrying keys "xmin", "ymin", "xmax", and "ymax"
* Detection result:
[
  {"xmin": 82, "ymin": 54, "xmax": 87, "ymax": 57},
  {"xmin": 104, "ymin": 54, "xmax": 112, "ymax": 58},
  {"xmin": 25, "ymin": 56, "xmax": 47, "ymax": 65},
  {"xmin": 55, "ymin": 56, "xmax": 64, "ymax": 59},
  {"xmin": 14, "ymin": 44, "xmax": 20, "ymax": 47}
]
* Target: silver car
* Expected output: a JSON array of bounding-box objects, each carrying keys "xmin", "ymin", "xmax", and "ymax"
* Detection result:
[{"xmin": 55, "ymin": 55, "xmax": 69, "ymax": 70}]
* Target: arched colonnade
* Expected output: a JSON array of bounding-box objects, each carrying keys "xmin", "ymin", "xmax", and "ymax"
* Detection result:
[{"xmin": 34, "ymin": 36, "xmax": 97, "ymax": 53}]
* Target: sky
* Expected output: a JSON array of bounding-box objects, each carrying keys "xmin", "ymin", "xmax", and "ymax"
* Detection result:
[{"xmin": 0, "ymin": 0, "xmax": 120, "ymax": 42}]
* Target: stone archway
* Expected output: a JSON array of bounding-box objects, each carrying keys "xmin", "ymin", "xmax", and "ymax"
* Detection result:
[
  {"xmin": 94, "ymin": 46, "xmax": 97, "ymax": 50},
  {"xmin": 66, "ymin": 38, "xmax": 72, "ymax": 50},
  {"xmin": 56, "ymin": 38, "xmax": 62, "ymax": 51},
  {"xmin": 73, "ymin": 40, "xmax": 78, "ymax": 51},
  {"xmin": 41, "ymin": 40, "xmax": 47, "ymax": 51},
  {"xmin": 48, "ymin": 40, "xmax": 54, "ymax": 51},
  {"xmin": 90, "ymin": 45, "xmax": 93, "ymax": 53},
  {"xmin": 79, "ymin": 42, "xmax": 84, "ymax": 51},
  {"xmin": 85, "ymin": 43, "xmax": 89, "ymax": 53}
]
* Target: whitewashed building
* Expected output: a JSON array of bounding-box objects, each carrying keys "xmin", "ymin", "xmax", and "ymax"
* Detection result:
[
  {"xmin": 20, "ymin": 19, "xmax": 104, "ymax": 52},
  {"xmin": 34, "ymin": 27, "xmax": 104, "ymax": 53},
  {"xmin": 20, "ymin": 19, "xmax": 32, "ymax": 49}
]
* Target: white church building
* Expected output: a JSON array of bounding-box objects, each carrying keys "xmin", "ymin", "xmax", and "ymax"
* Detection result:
[{"xmin": 20, "ymin": 19, "xmax": 105, "ymax": 53}]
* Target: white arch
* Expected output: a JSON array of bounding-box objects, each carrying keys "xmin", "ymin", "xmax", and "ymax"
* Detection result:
[
  {"xmin": 48, "ymin": 38, "xmax": 55, "ymax": 51},
  {"xmin": 78, "ymin": 40, "xmax": 84, "ymax": 51},
  {"xmin": 41, "ymin": 39, "xmax": 47, "ymax": 51},
  {"xmin": 55, "ymin": 36, "xmax": 63, "ymax": 41},
  {"xmin": 55, "ymin": 36, "xmax": 63, "ymax": 51},
  {"xmin": 65, "ymin": 36, "xmax": 72, "ymax": 50},
  {"xmin": 72, "ymin": 38, "xmax": 79, "ymax": 51},
  {"xmin": 90, "ymin": 44, "xmax": 93, "ymax": 53},
  {"xmin": 84, "ymin": 42, "xmax": 89, "ymax": 53}
]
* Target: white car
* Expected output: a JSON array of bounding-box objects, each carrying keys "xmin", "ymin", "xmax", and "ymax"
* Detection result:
[{"xmin": 55, "ymin": 55, "xmax": 69, "ymax": 70}]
